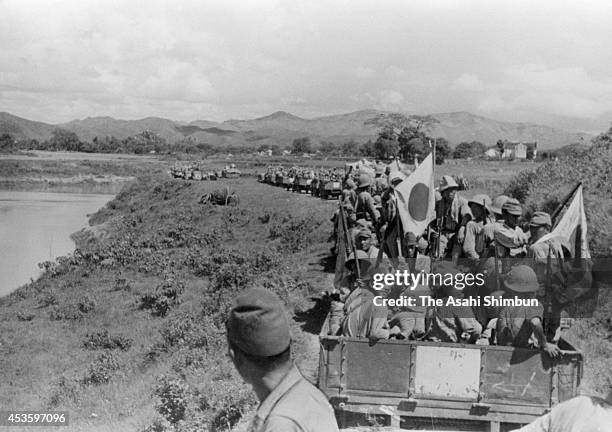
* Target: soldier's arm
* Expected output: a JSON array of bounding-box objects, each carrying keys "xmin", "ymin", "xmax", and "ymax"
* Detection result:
[
  {"xmin": 462, "ymin": 222, "xmax": 481, "ymax": 260},
  {"xmin": 457, "ymin": 315, "xmax": 482, "ymax": 343},
  {"xmin": 530, "ymin": 317, "xmax": 560, "ymax": 358},
  {"xmin": 263, "ymin": 415, "xmax": 306, "ymax": 432},
  {"xmin": 368, "ymin": 195, "xmax": 381, "ymax": 222}
]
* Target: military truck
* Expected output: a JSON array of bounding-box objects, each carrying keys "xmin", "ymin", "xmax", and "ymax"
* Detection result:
[
  {"xmin": 295, "ymin": 176, "xmax": 313, "ymax": 193},
  {"xmin": 318, "ymin": 318, "xmax": 583, "ymax": 431},
  {"xmin": 319, "ymin": 179, "xmax": 342, "ymax": 199}
]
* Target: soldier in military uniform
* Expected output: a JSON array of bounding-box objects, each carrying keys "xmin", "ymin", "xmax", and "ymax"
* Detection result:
[
  {"xmin": 431, "ymin": 175, "xmax": 472, "ymax": 262},
  {"xmin": 355, "ymin": 173, "xmax": 380, "ymax": 223}
]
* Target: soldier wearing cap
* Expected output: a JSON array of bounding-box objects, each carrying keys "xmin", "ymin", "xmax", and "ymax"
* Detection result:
[
  {"xmin": 226, "ymin": 288, "xmax": 339, "ymax": 432},
  {"xmin": 425, "ymin": 262, "xmax": 483, "ymax": 343},
  {"xmin": 462, "ymin": 194, "xmax": 493, "ymax": 266},
  {"xmin": 493, "ymin": 198, "xmax": 529, "ymax": 270},
  {"xmin": 356, "ymin": 228, "xmax": 388, "ymax": 261},
  {"xmin": 372, "ymin": 165, "xmax": 388, "ymax": 197},
  {"xmin": 495, "ymin": 265, "xmax": 561, "ymax": 357},
  {"xmin": 432, "ymin": 175, "xmax": 471, "ymax": 261},
  {"xmin": 355, "ymin": 173, "xmax": 380, "ymax": 223}
]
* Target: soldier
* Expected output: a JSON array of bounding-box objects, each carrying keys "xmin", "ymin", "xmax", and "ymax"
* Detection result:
[
  {"xmin": 495, "ymin": 265, "xmax": 561, "ymax": 358},
  {"xmin": 432, "ymin": 175, "xmax": 471, "ymax": 261},
  {"xmin": 372, "ymin": 165, "xmax": 388, "ymax": 197},
  {"xmin": 380, "ymin": 170, "xmax": 407, "ymax": 266},
  {"xmin": 226, "ymin": 288, "xmax": 339, "ymax": 432},
  {"xmin": 493, "ymin": 198, "xmax": 529, "ymax": 270},
  {"xmin": 425, "ymin": 262, "xmax": 483, "ymax": 343},
  {"xmin": 341, "ymin": 178, "xmax": 357, "ymax": 209},
  {"xmin": 355, "ymin": 173, "xmax": 380, "ymax": 223},
  {"xmin": 356, "ymin": 228, "xmax": 388, "ymax": 261},
  {"xmin": 462, "ymin": 194, "xmax": 493, "ymax": 267},
  {"xmin": 341, "ymin": 250, "xmax": 391, "ymax": 342}
]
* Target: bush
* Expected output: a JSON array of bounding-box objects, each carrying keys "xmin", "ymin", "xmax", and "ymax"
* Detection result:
[
  {"xmin": 154, "ymin": 375, "xmax": 189, "ymax": 424},
  {"xmin": 83, "ymin": 329, "xmax": 132, "ymax": 350},
  {"xmin": 78, "ymin": 296, "xmax": 96, "ymax": 313},
  {"xmin": 139, "ymin": 276, "xmax": 185, "ymax": 317},
  {"xmin": 49, "ymin": 304, "xmax": 83, "ymax": 321},
  {"xmin": 82, "ymin": 351, "xmax": 121, "ymax": 385},
  {"xmin": 16, "ymin": 310, "xmax": 35, "ymax": 321}
]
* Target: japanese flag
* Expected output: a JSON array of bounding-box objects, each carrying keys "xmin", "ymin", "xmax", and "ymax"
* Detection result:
[{"xmin": 394, "ymin": 152, "xmax": 436, "ymax": 237}]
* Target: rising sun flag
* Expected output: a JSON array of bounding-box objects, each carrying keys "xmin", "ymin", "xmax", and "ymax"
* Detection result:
[
  {"xmin": 394, "ymin": 152, "xmax": 436, "ymax": 238},
  {"xmin": 535, "ymin": 184, "xmax": 594, "ymax": 312}
]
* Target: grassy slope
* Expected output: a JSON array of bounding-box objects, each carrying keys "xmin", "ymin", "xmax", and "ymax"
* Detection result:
[{"xmin": 0, "ymin": 175, "xmax": 336, "ymax": 431}]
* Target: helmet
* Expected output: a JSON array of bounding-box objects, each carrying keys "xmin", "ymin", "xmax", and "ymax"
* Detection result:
[
  {"xmin": 501, "ymin": 198, "xmax": 523, "ymax": 216},
  {"xmin": 356, "ymin": 173, "xmax": 372, "ymax": 188},
  {"xmin": 345, "ymin": 249, "xmax": 371, "ymax": 270},
  {"xmin": 439, "ymin": 175, "xmax": 459, "ymax": 191},
  {"xmin": 490, "ymin": 195, "xmax": 510, "ymax": 215},
  {"xmin": 503, "ymin": 265, "xmax": 539, "ymax": 293},
  {"xmin": 468, "ymin": 194, "xmax": 492, "ymax": 212}
]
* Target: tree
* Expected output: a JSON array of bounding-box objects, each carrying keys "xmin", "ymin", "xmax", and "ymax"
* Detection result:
[
  {"xmin": 434, "ymin": 137, "xmax": 451, "ymax": 164},
  {"xmin": 0, "ymin": 133, "xmax": 15, "ymax": 152},
  {"xmin": 452, "ymin": 141, "xmax": 487, "ymax": 159},
  {"xmin": 359, "ymin": 140, "xmax": 376, "ymax": 157},
  {"xmin": 292, "ymin": 137, "xmax": 312, "ymax": 154},
  {"xmin": 50, "ymin": 128, "xmax": 82, "ymax": 151}
]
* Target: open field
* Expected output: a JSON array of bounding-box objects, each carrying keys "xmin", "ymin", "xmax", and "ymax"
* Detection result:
[{"xmin": 0, "ymin": 155, "xmax": 609, "ymax": 431}]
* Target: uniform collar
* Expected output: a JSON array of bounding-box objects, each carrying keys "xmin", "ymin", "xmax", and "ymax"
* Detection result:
[{"xmin": 253, "ymin": 364, "xmax": 303, "ymax": 427}]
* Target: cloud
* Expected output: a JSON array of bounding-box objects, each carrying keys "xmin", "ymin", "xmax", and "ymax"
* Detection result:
[{"xmin": 452, "ymin": 74, "xmax": 485, "ymax": 92}]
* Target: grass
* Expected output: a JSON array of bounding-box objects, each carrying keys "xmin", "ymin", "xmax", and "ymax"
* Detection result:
[{"xmin": 0, "ymin": 155, "xmax": 609, "ymax": 431}]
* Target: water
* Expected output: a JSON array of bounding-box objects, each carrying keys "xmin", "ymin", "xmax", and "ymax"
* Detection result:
[{"xmin": 0, "ymin": 191, "xmax": 113, "ymax": 296}]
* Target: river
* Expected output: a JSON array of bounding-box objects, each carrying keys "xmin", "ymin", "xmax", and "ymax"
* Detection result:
[{"xmin": 0, "ymin": 191, "xmax": 113, "ymax": 296}]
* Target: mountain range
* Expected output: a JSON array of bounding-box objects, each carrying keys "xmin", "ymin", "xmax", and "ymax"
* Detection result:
[{"xmin": 0, "ymin": 110, "xmax": 594, "ymax": 150}]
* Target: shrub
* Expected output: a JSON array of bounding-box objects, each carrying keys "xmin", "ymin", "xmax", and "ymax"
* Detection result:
[
  {"xmin": 154, "ymin": 375, "xmax": 189, "ymax": 424},
  {"xmin": 49, "ymin": 376, "xmax": 81, "ymax": 407},
  {"xmin": 16, "ymin": 310, "xmax": 35, "ymax": 321},
  {"xmin": 83, "ymin": 329, "xmax": 132, "ymax": 350},
  {"xmin": 78, "ymin": 296, "xmax": 96, "ymax": 313},
  {"xmin": 82, "ymin": 351, "xmax": 121, "ymax": 385},
  {"xmin": 49, "ymin": 304, "xmax": 83, "ymax": 321},
  {"xmin": 139, "ymin": 276, "xmax": 185, "ymax": 317},
  {"xmin": 38, "ymin": 290, "xmax": 58, "ymax": 308}
]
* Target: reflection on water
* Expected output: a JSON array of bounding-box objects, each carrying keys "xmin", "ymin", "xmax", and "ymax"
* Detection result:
[{"xmin": 0, "ymin": 191, "xmax": 113, "ymax": 296}]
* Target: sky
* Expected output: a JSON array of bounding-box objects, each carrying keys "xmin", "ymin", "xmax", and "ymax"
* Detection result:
[{"xmin": 1, "ymin": 0, "xmax": 612, "ymax": 132}]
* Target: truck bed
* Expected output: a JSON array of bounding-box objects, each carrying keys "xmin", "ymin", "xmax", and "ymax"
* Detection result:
[{"xmin": 319, "ymin": 316, "xmax": 583, "ymax": 431}]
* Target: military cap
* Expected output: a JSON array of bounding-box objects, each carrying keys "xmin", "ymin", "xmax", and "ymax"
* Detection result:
[
  {"xmin": 356, "ymin": 173, "xmax": 372, "ymax": 188},
  {"xmin": 490, "ymin": 195, "xmax": 510, "ymax": 215},
  {"xmin": 501, "ymin": 198, "xmax": 522, "ymax": 216},
  {"xmin": 345, "ymin": 178, "xmax": 356, "ymax": 189},
  {"xmin": 530, "ymin": 211, "xmax": 552, "ymax": 228},
  {"xmin": 373, "ymin": 195, "xmax": 382, "ymax": 208},
  {"xmin": 389, "ymin": 170, "xmax": 406, "ymax": 184},
  {"xmin": 226, "ymin": 288, "xmax": 291, "ymax": 357},
  {"xmin": 439, "ymin": 175, "xmax": 459, "ymax": 191},
  {"xmin": 503, "ymin": 265, "xmax": 539, "ymax": 293}
]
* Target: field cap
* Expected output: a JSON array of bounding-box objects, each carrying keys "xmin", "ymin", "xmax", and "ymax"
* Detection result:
[
  {"xmin": 226, "ymin": 288, "xmax": 290, "ymax": 357},
  {"xmin": 345, "ymin": 178, "xmax": 355, "ymax": 189},
  {"xmin": 439, "ymin": 175, "xmax": 459, "ymax": 192},
  {"xmin": 490, "ymin": 195, "xmax": 511, "ymax": 215},
  {"xmin": 389, "ymin": 170, "xmax": 406, "ymax": 184},
  {"xmin": 502, "ymin": 198, "xmax": 523, "ymax": 216},
  {"xmin": 503, "ymin": 265, "xmax": 539, "ymax": 293},
  {"xmin": 530, "ymin": 211, "xmax": 552, "ymax": 228}
]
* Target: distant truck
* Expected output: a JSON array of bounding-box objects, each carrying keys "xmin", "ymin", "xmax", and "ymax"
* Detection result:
[
  {"xmin": 318, "ymin": 317, "xmax": 583, "ymax": 431},
  {"xmin": 319, "ymin": 179, "xmax": 342, "ymax": 199}
]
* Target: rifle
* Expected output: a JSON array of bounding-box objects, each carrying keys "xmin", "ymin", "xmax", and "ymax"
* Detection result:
[
  {"xmin": 551, "ymin": 182, "xmax": 582, "ymax": 228},
  {"xmin": 339, "ymin": 203, "xmax": 360, "ymax": 280},
  {"xmin": 544, "ymin": 243, "xmax": 553, "ymax": 338}
]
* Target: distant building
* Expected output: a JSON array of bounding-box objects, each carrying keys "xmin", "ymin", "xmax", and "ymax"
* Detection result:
[
  {"xmin": 500, "ymin": 140, "xmax": 537, "ymax": 160},
  {"xmin": 484, "ymin": 148, "xmax": 500, "ymax": 159}
]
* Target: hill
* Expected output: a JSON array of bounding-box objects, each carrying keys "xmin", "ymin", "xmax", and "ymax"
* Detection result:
[
  {"xmin": 0, "ymin": 110, "xmax": 594, "ymax": 150},
  {"xmin": 0, "ymin": 112, "xmax": 56, "ymax": 141}
]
